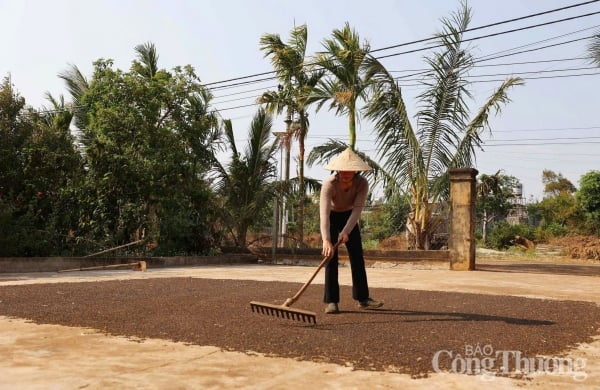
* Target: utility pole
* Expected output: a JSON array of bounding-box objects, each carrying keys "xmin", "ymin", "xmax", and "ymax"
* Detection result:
[{"xmin": 273, "ymin": 125, "xmax": 292, "ymax": 248}]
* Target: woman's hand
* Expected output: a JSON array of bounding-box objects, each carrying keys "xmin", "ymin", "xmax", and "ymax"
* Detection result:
[
  {"xmin": 322, "ymin": 240, "xmax": 334, "ymax": 257},
  {"xmin": 339, "ymin": 232, "xmax": 349, "ymax": 244},
  {"xmin": 322, "ymin": 234, "xmax": 347, "ymax": 257}
]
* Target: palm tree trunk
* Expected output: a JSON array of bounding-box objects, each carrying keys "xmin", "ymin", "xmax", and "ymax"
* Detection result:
[{"xmin": 348, "ymin": 103, "xmax": 356, "ymax": 149}]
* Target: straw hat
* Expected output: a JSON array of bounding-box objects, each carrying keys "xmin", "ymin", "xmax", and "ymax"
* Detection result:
[{"xmin": 324, "ymin": 147, "xmax": 372, "ymax": 171}]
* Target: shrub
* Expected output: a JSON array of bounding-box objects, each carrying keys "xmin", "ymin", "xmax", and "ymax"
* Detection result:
[
  {"xmin": 535, "ymin": 223, "xmax": 569, "ymax": 241},
  {"xmin": 487, "ymin": 222, "xmax": 535, "ymax": 250}
]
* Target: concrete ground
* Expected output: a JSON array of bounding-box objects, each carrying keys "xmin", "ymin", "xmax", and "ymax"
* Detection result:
[{"xmin": 1, "ymin": 258, "xmax": 599, "ymax": 389}]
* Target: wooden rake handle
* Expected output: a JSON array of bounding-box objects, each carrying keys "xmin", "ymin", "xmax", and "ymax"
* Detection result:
[{"xmin": 283, "ymin": 240, "xmax": 342, "ymax": 307}]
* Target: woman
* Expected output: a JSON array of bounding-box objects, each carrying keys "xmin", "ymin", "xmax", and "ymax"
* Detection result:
[{"xmin": 320, "ymin": 148, "xmax": 383, "ymax": 314}]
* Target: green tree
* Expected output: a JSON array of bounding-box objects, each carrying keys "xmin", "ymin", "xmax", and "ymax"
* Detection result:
[
  {"xmin": 577, "ymin": 170, "xmax": 600, "ymax": 234},
  {"xmin": 529, "ymin": 170, "xmax": 578, "ymax": 232},
  {"xmin": 364, "ymin": 3, "xmax": 523, "ymax": 249},
  {"xmin": 58, "ymin": 63, "xmax": 90, "ymax": 147},
  {"xmin": 476, "ymin": 171, "xmax": 518, "ymax": 243},
  {"xmin": 27, "ymin": 93, "xmax": 84, "ymax": 253},
  {"xmin": 0, "ymin": 77, "xmax": 35, "ymax": 255},
  {"xmin": 211, "ymin": 108, "xmax": 279, "ymax": 248},
  {"xmin": 0, "ymin": 77, "xmax": 30, "ymax": 200},
  {"xmin": 0, "ymin": 78, "xmax": 82, "ymax": 255},
  {"xmin": 311, "ymin": 22, "xmax": 373, "ymax": 150},
  {"xmin": 259, "ymin": 24, "xmax": 324, "ymax": 245},
  {"xmin": 72, "ymin": 43, "xmax": 220, "ymax": 254}
]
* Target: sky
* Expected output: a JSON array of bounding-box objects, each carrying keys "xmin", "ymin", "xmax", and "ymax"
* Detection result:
[{"xmin": 2, "ymin": 0, "xmax": 599, "ymax": 201}]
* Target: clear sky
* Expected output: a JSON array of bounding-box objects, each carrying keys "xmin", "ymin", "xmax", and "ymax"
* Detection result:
[{"xmin": 2, "ymin": 0, "xmax": 599, "ymax": 201}]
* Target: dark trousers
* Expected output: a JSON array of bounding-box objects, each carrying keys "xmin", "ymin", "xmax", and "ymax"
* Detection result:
[{"xmin": 324, "ymin": 210, "xmax": 370, "ymax": 303}]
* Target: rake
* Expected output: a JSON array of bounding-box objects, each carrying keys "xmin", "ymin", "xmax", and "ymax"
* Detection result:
[{"xmin": 250, "ymin": 241, "xmax": 341, "ymax": 324}]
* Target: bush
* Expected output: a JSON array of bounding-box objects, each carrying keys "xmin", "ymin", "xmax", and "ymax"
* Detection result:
[
  {"xmin": 535, "ymin": 223, "xmax": 569, "ymax": 241},
  {"xmin": 487, "ymin": 222, "xmax": 535, "ymax": 250}
]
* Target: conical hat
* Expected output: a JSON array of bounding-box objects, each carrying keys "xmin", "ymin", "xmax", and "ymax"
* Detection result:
[{"xmin": 324, "ymin": 148, "xmax": 372, "ymax": 171}]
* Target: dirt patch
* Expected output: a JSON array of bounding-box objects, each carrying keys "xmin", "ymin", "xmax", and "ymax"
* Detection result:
[{"xmin": 0, "ymin": 278, "xmax": 598, "ymax": 378}]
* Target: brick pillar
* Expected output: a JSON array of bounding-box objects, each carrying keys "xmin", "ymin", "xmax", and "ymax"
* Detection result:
[{"xmin": 449, "ymin": 168, "xmax": 478, "ymax": 270}]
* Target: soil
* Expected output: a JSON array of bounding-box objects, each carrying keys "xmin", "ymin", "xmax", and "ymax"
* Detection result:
[{"xmin": 1, "ymin": 278, "xmax": 599, "ymax": 378}]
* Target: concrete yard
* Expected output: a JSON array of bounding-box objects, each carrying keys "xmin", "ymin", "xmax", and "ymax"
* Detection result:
[{"xmin": 0, "ymin": 258, "xmax": 599, "ymax": 389}]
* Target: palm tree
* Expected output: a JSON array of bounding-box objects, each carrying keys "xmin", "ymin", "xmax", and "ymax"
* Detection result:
[
  {"xmin": 211, "ymin": 108, "xmax": 279, "ymax": 248},
  {"xmin": 133, "ymin": 42, "xmax": 159, "ymax": 79},
  {"xmin": 365, "ymin": 3, "xmax": 524, "ymax": 249},
  {"xmin": 259, "ymin": 24, "xmax": 324, "ymax": 245},
  {"xmin": 310, "ymin": 22, "xmax": 373, "ymax": 151},
  {"xmin": 589, "ymin": 30, "xmax": 600, "ymax": 67},
  {"xmin": 58, "ymin": 64, "xmax": 90, "ymax": 148}
]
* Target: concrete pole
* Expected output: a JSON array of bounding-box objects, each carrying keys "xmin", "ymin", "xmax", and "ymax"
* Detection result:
[
  {"xmin": 281, "ymin": 116, "xmax": 292, "ymax": 248},
  {"xmin": 449, "ymin": 168, "xmax": 478, "ymax": 270}
]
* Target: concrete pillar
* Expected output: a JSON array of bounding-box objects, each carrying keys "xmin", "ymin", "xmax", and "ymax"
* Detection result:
[{"xmin": 449, "ymin": 168, "xmax": 478, "ymax": 270}]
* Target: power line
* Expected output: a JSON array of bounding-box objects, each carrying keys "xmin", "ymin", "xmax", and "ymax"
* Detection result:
[
  {"xmin": 483, "ymin": 141, "xmax": 600, "ymax": 146},
  {"xmin": 202, "ymin": 1, "xmax": 600, "ymax": 88},
  {"xmin": 215, "ymin": 68, "xmax": 600, "ymax": 111},
  {"xmin": 211, "ymin": 54, "xmax": 594, "ymax": 102},
  {"xmin": 487, "ymin": 136, "xmax": 600, "ymax": 142},
  {"xmin": 373, "ymin": 0, "xmax": 600, "ymax": 53},
  {"xmin": 209, "ymin": 22, "xmax": 599, "ymax": 103},
  {"xmin": 388, "ymin": 56, "xmax": 590, "ymax": 73},
  {"xmin": 373, "ymin": 11, "xmax": 600, "ymax": 60}
]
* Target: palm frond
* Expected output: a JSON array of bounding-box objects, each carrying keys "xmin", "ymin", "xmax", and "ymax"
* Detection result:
[
  {"xmin": 451, "ymin": 76, "xmax": 524, "ymax": 168},
  {"xmin": 134, "ymin": 42, "xmax": 159, "ymax": 78},
  {"xmin": 417, "ymin": 6, "xmax": 474, "ymax": 180},
  {"xmin": 587, "ymin": 30, "xmax": 600, "ymax": 67},
  {"xmin": 222, "ymin": 118, "xmax": 237, "ymax": 157},
  {"xmin": 58, "ymin": 64, "xmax": 89, "ymax": 102},
  {"xmin": 306, "ymin": 139, "xmax": 349, "ymax": 168}
]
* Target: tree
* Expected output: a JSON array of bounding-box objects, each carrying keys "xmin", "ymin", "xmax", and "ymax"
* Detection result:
[
  {"xmin": 542, "ymin": 169, "xmax": 576, "ymax": 196},
  {"xmin": 364, "ymin": 3, "xmax": 523, "ymax": 249},
  {"xmin": 577, "ymin": 170, "xmax": 600, "ymax": 233},
  {"xmin": 58, "ymin": 63, "xmax": 90, "ymax": 148},
  {"xmin": 259, "ymin": 24, "xmax": 324, "ymax": 246},
  {"xmin": 528, "ymin": 170, "xmax": 578, "ymax": 231},
  {"xmin": 211, "ymin": 108, "xmax": 279, "ymax": 247},
  {"xmin": 71, "ymin": 44, "xmax": 221, "ymax": 254},
  {"xmin": 0, "ymin": 77, "xmax": 35, "ymax": 255},
  {"xmin": 0, "ymin": 78, "xmax": 82, "ymax": 255},
  {"xmin": 311, "ymin": 22, "xmax": 373, "ymax": 150},
  {"xmin": 476, "ymin": 171, "xmax": 518, "ymax": 243},
  {"xmin": 28, "ymin": 93, "xmax": 84, "ymax": 253}
]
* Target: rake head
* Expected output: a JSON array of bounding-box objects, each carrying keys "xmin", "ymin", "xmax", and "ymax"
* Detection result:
[{"xmin": 250, "ymin": 301, "xmax": 317, "ymax": 324}]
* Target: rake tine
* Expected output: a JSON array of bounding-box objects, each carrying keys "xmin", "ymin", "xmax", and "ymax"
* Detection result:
[{"xmin": 249, "ymin": 301, "xmax": 317, "ymax": 324}]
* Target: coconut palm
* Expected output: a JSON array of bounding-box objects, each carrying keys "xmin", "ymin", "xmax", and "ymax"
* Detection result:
[
  {"xmin": 365, "ymin": 3, "xmax": 524, "ymax": 249},
  {"xmin": 211, "ymin": 108, "xmax": 279, "ymax": 248},
  {"xmin": 259, "ymin": 24, "xmax": 324, "ymax": 245},
  {"xmin": 133, "ymin": 42, "xmax": 159, "ymax": 79},
  {"xmin": 58, "ymin": 64, "xmax": 90, "ymax": 147},
  {"xmin": 310, "ymin": 22, "xmax": 373, "ymax": 151}
]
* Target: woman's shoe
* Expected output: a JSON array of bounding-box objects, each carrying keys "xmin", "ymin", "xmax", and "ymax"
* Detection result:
[
  {"xmin": 358, "ymin": 298, "xmax": 383, "ymax": 309},
  {"xmin": 325, "ymin": 302, "xmax": 340, "ymax": 314}
]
